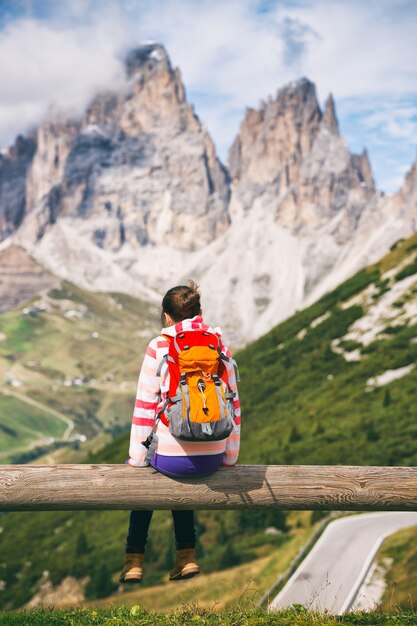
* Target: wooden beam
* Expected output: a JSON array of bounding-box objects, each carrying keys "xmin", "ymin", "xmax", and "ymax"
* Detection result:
[{"xmin": 1, "ymin": 464, "xmax": 417, "ymax": 511}]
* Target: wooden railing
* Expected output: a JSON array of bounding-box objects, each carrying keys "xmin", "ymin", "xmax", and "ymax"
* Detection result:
[{"xmin": 1, "ymin": 464, "xmax": 417, "ymax": 511}]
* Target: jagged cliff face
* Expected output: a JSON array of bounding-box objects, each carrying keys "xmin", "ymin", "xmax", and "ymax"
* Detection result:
[
  {"xmin": 26, "ymin": 118, "xmax": 80, "ymax": 213},
  {"xmin": 19, "ymin": 44, "xmax": 230, "ymax": 252},
  {"xmin": 229, "ymin": 79, "xmax": 322, "ymax": 198},
  {"xmin": 398, "ymin": 160, "xmax": 417, "ymax": 227},
  {"xmin": 228, "ymin": 79, "xmax": 376, "ymax": 241},
  {"xmin": 2, "ymin": 47, "xmax": 417, "ymax": 345},
  {"xmin": 0, "ymin": 135, "xmax": 36, "ymax": 240}
]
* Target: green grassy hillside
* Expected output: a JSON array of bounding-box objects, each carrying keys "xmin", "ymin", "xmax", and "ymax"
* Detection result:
[
  {"xmin": 0, "ymin": 393, "xmax": 67, "ymax": 457},
  {"xmin": 1, "ymin": 233, "xmax": 417, "ymax": 609},
  {"xmin": 0, "ymin": 282, "xmax": 158, "ymax": 462},
  {"xmin": 376, "ymin": 524, "xmax": 417, "ymax": 610}
]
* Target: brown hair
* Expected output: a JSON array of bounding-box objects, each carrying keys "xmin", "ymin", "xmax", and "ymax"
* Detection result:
[{"xmin": 161, "ymin": 280, "xmax": 201, "ymax": 325}]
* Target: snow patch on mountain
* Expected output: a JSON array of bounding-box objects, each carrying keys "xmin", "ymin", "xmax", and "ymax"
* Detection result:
[
  {"xmin": 328, "ymin": 241, "xmax": 417, "ymax": 363},
  {"xmin": 366, "ymin": 364, "xmax": 415, "ymax": 389},
  {"xmin": 342, "ymin": 272, "xmax": 417, "ymax": 347}
]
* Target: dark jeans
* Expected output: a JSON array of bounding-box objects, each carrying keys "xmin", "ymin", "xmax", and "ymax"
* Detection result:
[{"xmin": 126, "ymin": 509, "xmax": 196, "ymax": 554}]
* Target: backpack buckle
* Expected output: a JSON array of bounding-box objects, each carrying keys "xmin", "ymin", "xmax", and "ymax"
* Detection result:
[
  {"xmin": 201, "ymin": 423, "xmax": 213, "ymax": 436},
  {"xmin": 141, "ymin": 434, "xmax": 153, "ymax": 450}
]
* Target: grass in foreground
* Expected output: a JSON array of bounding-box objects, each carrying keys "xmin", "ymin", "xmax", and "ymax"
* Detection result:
[
  {"xmin": 1, "ymin": 607, "xmax": 417, "ymax": 626},
  {"xmin": 378, "ymin": 525, "xmax": 417, "ymax": 610}
]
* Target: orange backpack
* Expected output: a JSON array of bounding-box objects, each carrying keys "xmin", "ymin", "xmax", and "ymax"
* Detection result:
[{"xmin": 142, "ymin": 329, "xmax": 239, "ymax": 452}]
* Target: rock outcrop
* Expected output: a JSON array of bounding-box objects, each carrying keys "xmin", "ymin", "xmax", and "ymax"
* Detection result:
[
  {"xmin": 397, "ymin": 159, "xmax": 417, "ymax": 228},
  {"xmin": 0, "ymin": 135, "xmax": 36, "ymax": 241},
  {"xmin": 0, "ymin": 244, "xmax": 59, "ymax": 313},
  {"xmin": 229, "ymin": 78, "xmax": 322, "ymax": 210},
  {"xmin": 322, "ymin": 94, "xmax": 339, "ymax": 134},
  {"xmin": 19, "ymin": 43, "xmax": 230, "ymax": 253},
  {"xmin": 228, "ymin": 78, "xmax": 376, "ymax": 239},
  {"xmin": 206, "ymin": 77, "xmax": 393, "ymax": 341},
  {"xmin": 24, "ymin": 574, "xmax": 88, "ymax": 609}
]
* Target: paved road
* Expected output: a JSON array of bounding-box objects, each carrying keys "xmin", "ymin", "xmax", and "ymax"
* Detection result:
[{"xmin": 270, "ymin": 512, "xmax": 417, "ymax": 614}]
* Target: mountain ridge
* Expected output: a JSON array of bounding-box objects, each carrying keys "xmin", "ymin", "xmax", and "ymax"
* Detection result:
[{"xmin": 0, "ymin": 43, "xmax": 416, "ymax": 345}]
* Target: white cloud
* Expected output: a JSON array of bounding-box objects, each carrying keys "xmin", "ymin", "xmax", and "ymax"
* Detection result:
[
  {"xmin": 360, "ymin": 106, "xmax": 417, "ymax": 140},
  {"xmin": 131, "ymin": 0, "xmax": 417, "ymax": 179},
  {"xmin": 0, "ymin": 7, "xmax": 129, "ymax": 146},
  {"xmin": 135, "ymin": 1, "xmax": 288, "ymax": 106},
  {"xmin": 277, "ymin": 0, "xmax": 417, "ymax": 100},
  {"xmin": 0, "ymin": 0, "xmax": 416, "ymax": 192},
  {"xmin": 132, "ymin": 0, "xmax": 417, "ymax": 106},
  {"xmin": 335, "ymin": 94, "xmax": 417, "ymax": 192}
]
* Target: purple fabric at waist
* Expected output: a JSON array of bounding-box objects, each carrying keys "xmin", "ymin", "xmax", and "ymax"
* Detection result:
[{"xmin": 150, "ymin": 453, "xmax": 224, "ymax": 478}]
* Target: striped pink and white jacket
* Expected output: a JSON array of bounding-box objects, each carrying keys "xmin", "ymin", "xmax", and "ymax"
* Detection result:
[{"xmin": 128, "ymin": 316, "xmax": 241, "ymax": 467}]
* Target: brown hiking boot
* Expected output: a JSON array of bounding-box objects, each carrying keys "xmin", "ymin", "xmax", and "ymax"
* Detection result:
[
  {"xmin": 169, "ymin": 548, "xmax": 200, "ymax": 581},
  {"xmin": 119, "ymin": 552, "xmax": 144, "ymax": 583}
]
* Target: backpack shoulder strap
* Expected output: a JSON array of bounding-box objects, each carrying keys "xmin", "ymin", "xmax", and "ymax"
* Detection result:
[
  {"xmin": 219, "ymin": 351, "xmax": 240, "ymax": 382},
  {"xmin": 143, "ymin": 335, "xmax": 174, "ymax": 453},
  {"xmin": 156, "ymin": 335, "xmax": 175, "ymax": 377}
]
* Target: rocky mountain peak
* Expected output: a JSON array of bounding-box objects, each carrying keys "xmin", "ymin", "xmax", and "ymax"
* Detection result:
[
  {"xmin": 124, "ymin": 43, "xmax": 171, "ymax": 78},
  {"xmin": 13, "ymin": 43, "xmax": 230, "ymax": 254},
  {"xmin": 228, "ymin": 74, "xmax": 381, "ymax": 257},
  {"xmin": 323, "ymin": 94, "xmax": 339, "ymax": 134},
  {"xmin": 228, "ymin": 77, "xmax": 322, "ymax": 192},
  {"xmin": 8, "ymin": 134, "xmax": 36, "ymax": 159},
  {"xmin": 275, "ymin": 77, "xmax": 321, "ymax": 119}
]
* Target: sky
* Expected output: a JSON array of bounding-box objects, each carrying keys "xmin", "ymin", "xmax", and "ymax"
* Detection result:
[{"xmin": 0, "ymin": 0, "xmax": 416, "ymax": 193}]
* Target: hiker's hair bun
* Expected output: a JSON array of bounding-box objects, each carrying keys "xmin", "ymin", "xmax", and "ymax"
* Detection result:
[{"xmin": 162, "ymin": 280, "xmax": 201, "ymax": 324}]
